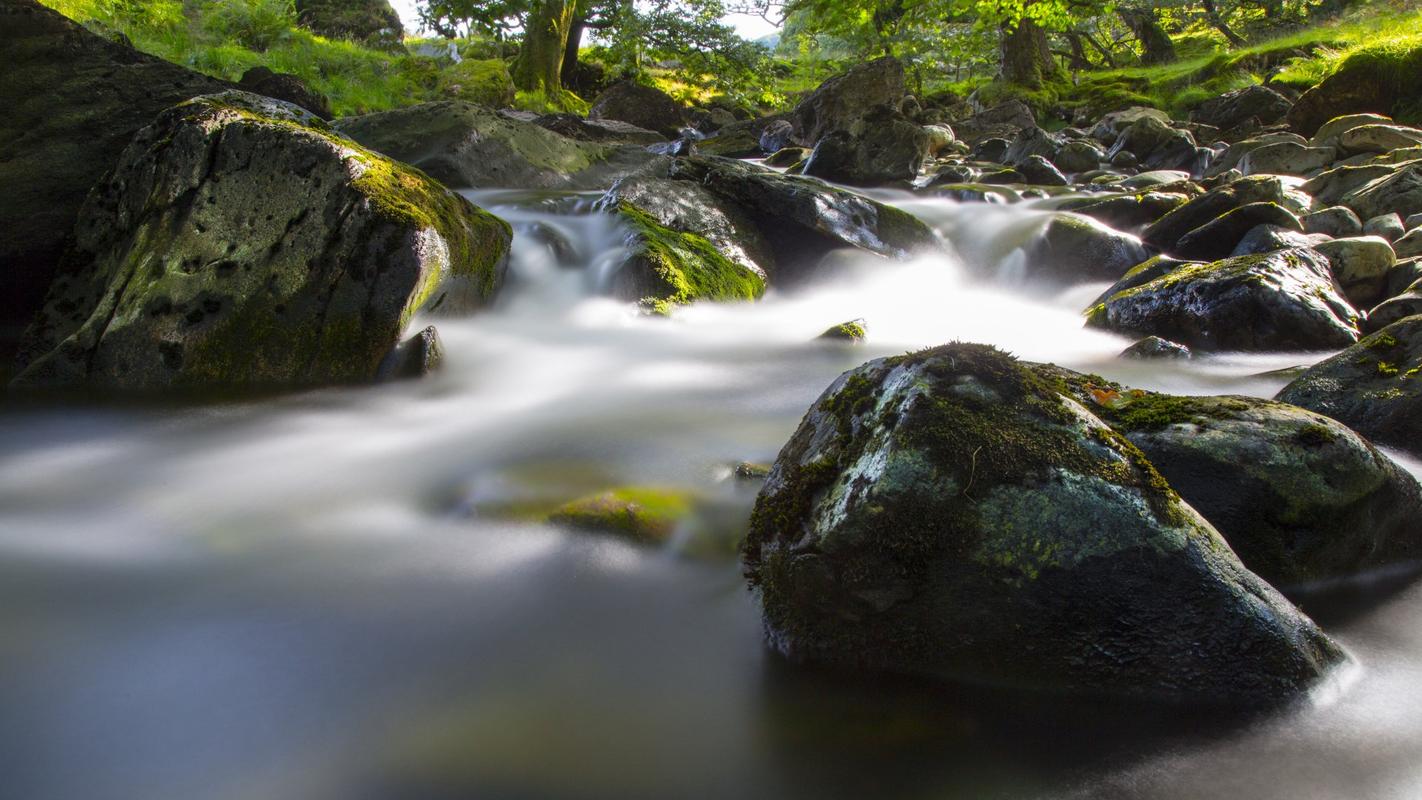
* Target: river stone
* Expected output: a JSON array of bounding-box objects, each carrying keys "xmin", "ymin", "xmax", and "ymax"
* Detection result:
[
  {"xmin": 1091, "ymin": 106, "xmax": 1171, "ymax": 145},
  {"xmin": 607, "ymin": 201, "xmax": 765, "ymax": 314},
  {"xmin": 0, "ymin": 0, "xmax": 232, "ymax": 350},
  {"xmin": 1086, "ymin": 248, "xmax": 1361, "ymax": 352},
  {"xmin": 1310, "ymin": 113, "xmax": 1395, "ymax": 149},
  {"xmin": 1017, "ymin": 155, "xmax": 1068, "ymax": 186},
  {"xmin": 759, "ymin": 119, "xmax": 798, "ymax": 153},
  {"xmin": 533, "ymin": 113, "xmax": 665, "ymax": 146},
  {"xmin": 698, "ymin": 127, "xmax": 763, "ymax": 158},
  {"xmin": 335, "ymin": 101, "xmax": 658, "ymax": 190},
  {"xmin": 1054, "ymin": 191, "xmax": 1190, "ymax": 232},
  {"xmin": 1396, "ymin": 227, "xmax": 1422, "ymax": 259},
  {"xmin": 793, "ymin": 57, "xmax": 905, "ymax": 146},
  {"xmin": 665, "ymin": 157, "xmax": 939, "ymax": 283},
  {"xmin": 11, "ymin": 92, "xmax": 511, "ymax": 391},
  {"xmin": 1341, "ymin": 164, "xmax": 1422, "ymax": 222},
  {"xmin": 1364, "ymin": 213, "xmax": 1406, "ymax": 242},
  {"xmin": 1021, "ymin": 215, "xmax": 1150, "ymax": 283},
  {"xmin": 1206, "ymin": 133, "xmax": 1308, "ymax": 178},
  {"xmin": 1302, "ymin": 206, "xmax": 1364, "ymax": 237},
  {"xmin": 589, "ymin": 80, "xmax": 685, "ymax": 138},
  {"xmin": 1144, "ymin": 175, "xmax": 1306, "ymax": 253},
  {"xmin": 1120, "ymin": 336, "xmax": 1192, "ymax": 360},
  {"xmin": 954, "ymin": 101, "xmax": 1035, "ymax": 147},
  {"xmin": 1277, "ymin": 316, "xmax": 1422, "ymax": 455},
  {"xmin": 742, "ymin": 343, "xmax": 1343, "ymax": 702},
  {"xmin": 1230, "ymin": 225, "xmax": 1321, "ymax": 257},
  {"xmin": 1366, "ymin": 281, "xmax": 1422, "ymax": 332},
  {"xmin": 1174, "ymin": 203, "xmax": 1303, "ymax": 261},
  {"xmin": 1192, "ymin": 85, "xmax": 1292, "ymax": 132},
  {"xmin": 1339, "ymin": 124, "xmax": 1422, "ymax": 155},
  {"xmin": 970, "ymin": 137, "xmax": 1011, "ymax": 162},
  {"xmin": 1004, "ymin": 126, "xmax": 1063, "ymax": 165},
  {"xmin": 1302, "ymin": 163, "xmax": 1399, "ymax": 207},
  {"xmin": 923, "ymin": 124, "xmax": 957, "ymax": 156},
  {"xmin": 802, "ymin": 107, "xmax": 929, "ymax": 186},
  {"xmin": 1072, "ymin": 384, "xmax": 1422, "ymax": 587},
  {"xmin": 1314, "ymin": 236, "xmax": 1396, "ymax": 307},
  {"xmin": 599, "ymin": 175, "xmax": 773, "ymax": 277},
  {"xmin": 378, "ymin": 325, "xmax": 445, "ymax": 380},
  {"xmin": 764, "ymin": 147, "xmax": 811, "ymax": 168},
  {"xmin": 238, "ymin": 67, "xmax": 332, "ymax": 120},
  {"xmin": 1238, "ymin": 142, "xmax": 1335, "ymax": 177},
  {"xmin": 1055, "ymin": 140, "xmax": 1106, "ymax": 173}
]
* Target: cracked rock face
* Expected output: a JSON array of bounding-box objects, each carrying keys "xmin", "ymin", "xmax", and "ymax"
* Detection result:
[
  {"xmin": 12, "ymin": 91, "xmax": 511, "ymax": 392},
  {"xmin": 742, "ymin": 343, "xmax": 1342, "ymax": 704}
]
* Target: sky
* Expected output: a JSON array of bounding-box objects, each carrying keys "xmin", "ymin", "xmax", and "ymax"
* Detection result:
[{"xmin": 386, "ymin": 1, "xmax": 781, "ymax": 41}]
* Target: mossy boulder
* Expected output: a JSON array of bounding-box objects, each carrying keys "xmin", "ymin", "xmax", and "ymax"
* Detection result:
[
  {"xmin": 608, "ymin": 202, "xmax": 766, "ymax": 314},
  {"xmin": 437, "ymin": 59, "xmax": 515, "ymax": 108},
  {"xmin": 742, "ymin": 343, "xmax": 1342, "ymax": 702},
  {"xmin": 334, "ymin": 101, "xmax": 658, "ymax": 190},
  {"xmin": 817, "ymin": 319, "xmax": 868, "ymax": 343},
  {"xmin": 1289, "ymin": 43, "xmax": 1422, "ymax": 136},
  {"xmin": 1054, "ymin": 191, "xmax": 1191, "ymax": 232},
  {"xmin": 11, "ymin": 92, "xmax": 511, "ymax": 391},
  {"xmin": 0, "ymin": 0, "xmax": 231, "ymax": 353},
  {"xmin": 665, "ymin": 156, "xmax": 940, "ymax": 285},
  {"xmin": 1070, "ymin": 382, "xmax": 1422, "ymax": 588},
  {"xmin": 599, "ymin": 175, "xmax": 774, "ymax": 279},
  {"xmin": 1085, "ymin": 248, "xmax": 1361, "ymax": 352},
  {"xmin": 697, "ymin": 127, "xmax": 763, "ymax": 158},
  {"xmin": 533, "ymin": 113, "xmax": 665, "ymax": 146},
  {"xmin": 294, "ymin": 0, "xmax": 404, "ymax": 51},
  {"xmin": 1021, "ymin": 214, "xmax": 1150, "ymax": 284},
  {"xmin": 1276, "ymin": 316, "xmax": 1422, "ymax": 455},
  {"xmin": 549, "ymin": 487, "xmax": 698, "ymax": 544}
]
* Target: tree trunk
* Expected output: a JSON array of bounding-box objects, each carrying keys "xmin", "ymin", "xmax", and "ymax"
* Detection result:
[
  {"xmin": 1064, "ymin": 31, "xmax": 1093, "ymax": 70},
  {"xmin": 1082, "ymin": 30, "xmax": 1118, "ymax": 68},
  {"xmin": 560, "ymin": 16, "xmax": 586, "ymax": 87},
  {"xmin": 999, "ymin": 16, "xmax": 1060, "ymax": 88},
  {"xmin": 1118, "ymin": 8, "xmax": 1177, "ymax": 64},
  {"xmin": 511, "ymin": 0, "xmax": 577, "ymax": 95},
  {"xmin": 1200, "ymin": 0, "xmax": 1247, "ymax": 47}
]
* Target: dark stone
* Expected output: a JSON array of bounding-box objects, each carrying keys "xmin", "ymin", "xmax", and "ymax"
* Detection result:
[
  {"xmin": 295, "ymin": 0, "xmax": 404, "ymax": 50},
  {"xmin": 238, "ymin": 67, "xmax": 332, "ymax": 119},
  {"xmin": 1191, "ymin": 85, "xmax": 1292, "ymax": 131},
  {"xmin": 1120, "ymin": 336, "xmax": 1192, "ymax": 359},
  {"xmin": 792, "ymin": 56, "xmax": 905, "ymax": 146},
  {"xmin": 802, "ymin": 107, "xmax": 929, "ymax": 186},
  {"xmin": 1174, "ymin": 202, "xmax": 1303, "ymax": 261},
  {"xmin": 590, "ymin": 80, "xmax": 686, "ymax": 138}
]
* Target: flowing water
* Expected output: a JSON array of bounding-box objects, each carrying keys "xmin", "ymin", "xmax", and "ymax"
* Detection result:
[{"xmin": 1, "ymin": 186, "xmax": 1420, "ymax": 800}]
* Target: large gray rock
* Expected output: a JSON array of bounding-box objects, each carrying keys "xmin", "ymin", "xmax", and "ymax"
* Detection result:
[
  {"xmin": 0, "ymin": 0, "xmax": 231, "ymax": 350},
  {"xmin": 1342, "ymin": 163, "xmax": 1422, "ymax": 222},
  {"xmin": 1017, "ymin": 214, "xmax": 1150, "ymax": 283},
  {"xmin": 1277, "ymin": 316, "xmax": 1422, "ymax": 454},
  {"xmin": 793, "ymin": 57, "xmax": 906, "ymax": 146},
  {"xmin": 1302, "ymin": 206, "xmax": 1364, "ymax": 237},
  {"xmin": 533, "ymin": 113, "xmax": 666, "ymax": 146},
  {"xmin": 335, "ymin": 102, "xmax": 660, "ymax": 190},
  {"xmin": 1086, "ymin": 248, "xmax": 1361, "ymax": 352},
  {"xmin": 1310, "ymin": 113, "xmax": 1395, "ymax": 149},
  {"xmin": 1191, "ymin": 85, "xmax": 1292, "ymax": 131},
  {"xmin": 802, "ymin": 107, "xmax": 929, "ymax": 186},
  {"xmin": 1302, "ymin": 163, "xmax": 1399, "ymax": 206},
  {"xmin": 12, "ymin": 92, "xmax": 511, "ymax": 391},
  {"xmin": 1071, "ymin": 384, "xmax": 1422, "ymax": 588},
  {"xmin": 1314, "ymin": 235, "xmax": 1396, "ymax": 307},
  {"xmin": 605, "ymin": 201, "xmax": 765, "ymax": 314},
  {"xmin": 954, "ymin": 100, "xmax": 1036, "ymax": 146},
  {"xmin": 1090, "ymin": 106, "xmax": 1171, "ymax": 145},
  {"xmin": 743, "ymin": 343, "xmax": 1343, "ymax": 703},
  {"xmin": 1238, "ymin": 142, "xmax": 1335, "ymax": 177},
  {"xmin": 1366, "ymin": 280, "xmax": 1422, "ymax": 332},
  {"xmin": 1205, "ymin": 132, "xmax": 1307, "ymax": 179},
  {"xmin": 1339, "ymin": 124, "xmax": 1422, "ymax": 155},
  {"xmin": 589, "ymin": 79, "xmax": 685, "ymax": 138}
]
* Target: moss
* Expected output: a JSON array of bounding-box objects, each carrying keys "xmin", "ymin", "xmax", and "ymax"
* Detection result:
[
  {"xmin": 819, "ymin": 320, "xmax": 867, "ymax": 343},
  {"xmin": 513, "ymin": 87, "xmax": 589, "ymax": 116},
  {"xmin": 615, "ymin": 201, "xmax": 765, "ymax": 313},
  {"xmin": 436, "ymin": 58, "xmax": 515, "ymax": 106},
  {"xmin": 1295, "ymin": 423, "xmax": 1338, "ymax": 447},
  {"xmin": 547, "ymin": 487, "xmax": 698, "ymax": 544},
  {"xmin": 1099, "ymin": 392, "xmax": 1251, "ymax": 431}
]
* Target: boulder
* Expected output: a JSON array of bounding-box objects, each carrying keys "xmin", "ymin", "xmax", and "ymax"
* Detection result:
[
  {"xmin": 743, "ymin": 343, "xmax": 1343, "ymax": 702},
  {"xmin": 599, "ymin": 175, "xmax": 773, "ymax": 277},
  {"xmin": 1341, "ymin": 164, "xmax": 1422, "ymax": 225},
  {"xmin": 1086, "ymin": 248, "xmax": 1361, "ymax": 352},
  {"xmin": 1310, "ymin": 113, "xmax": 1395, "ymax": 149},
  {"xmin": 1288, "ymin": 49, "xmax": 1422, "ymax": 137},
  {"xmin": 1277, "ymin": 316, "xmax": 1422, "ymax": 455},
  {"xmin": 665, "ymin": 157, "xmax": 939, "ymax": 283},
  {"xmin": 606, "ymin": 202, "xmax": 765, "ymax": 314},
  {"xmin": 1366, "ymin": 280, "xmax": 1422, "ymax": 332},
  {"xmin": 1120, "ymin": 336, "xmax": 1192, "ymax": 360},
  {"xmin": 0, "ymin": 0, "xmax": 231, "ymax": 351},
  {"xmin": 295, "ymin": 0, "xmax": 403, "ymax": 50},
  {"xmin": 1144, "ymin": 175, "xmax": 1307, "ymax": 253},
  {"xmin": 817, "ymin": 319, "xmax": 868, "ymax": 343},
  {"xmin": 1004, "ymin": 126, "xmax": 1064, "ymax": 165},
  {"xmin": 954, "ymin": 101, "xmax": 1036, "ymax": 146},
  {"xmin": 1054, "ymin": 191, "xmax": 1190, "ymax": 232},
  {"xmin": 379, "ymin": 325, "xmax": 445, "ymax": 380},
  {"xmin": 764, "ymin": 147, "xmax": 811, "ymax": 168},
  {"xmin": 1191, "ymin": 85, "xmax": 1292, "ymax": 131},
  {"xmin": 1074, "ymin": 385, "xmax": 1422, "ymax": 587},
  {"xmin": 1174, "ymin": 202, "xmax": 1303, "ymax": 261},
  {"xmin": 1018, "ymin": 215, "xmax": 1150, "ymax": 283},
  {"xmin": 435, "ymin": 58, "xmax": 516, "ymax": 108},
  {"xmin": 1364, "ymin": 212, "xmax": 1406, "ymax": 242},
  {"xmin": 11, "ymin": 92, "xmax": 511, "ymax": 391},
  {"xmin": 1339, "ymin": 124, "xmax": 1422, "ymax": 155},
  {"xmin": 698, "ymin": 127, "xmax": 763, "ymax": 158},
  {"xmin": 1206, "ymin": 132, "xmax": 1308, "ymax": 178},
  {"xmin": 335, "ymin": 101, "xmax": 658, "ymax": 190},
  {"xmin": 793, "ymin": 56, "xmax": 906, "ymax": 146},
  {"xmin": 1230, "ymin": 224, "xmax": 1320, "ymax": 257},
  {"xmin": 1302, "ymin": 163, "xmax": 1399, "ymax": 206},
  {"xmin": 1396, "ymin": 227, "xmax": 1422, "ymax": 259},
  {"xmin": 759, "ymin": 119, "xmax": 797, "ymax": 153},
  {"xmin": 237, "ymin": 67, "xmax": 332, "ymax": 119},
  {"xmin": 533, "ymin": 113, "xmax": 665, "ymax": 146},
  {"xmin": 923, "ymin": 124, "xmax": 957, "ymax": 156},
  {"xmin": 589, "ymin": 80, "xmax": 685, "ymax": 138},
  {"xmin": 1109, "ymin": 116, "xmax": 1198, "ymax": 171},
  {"xmin": 1238, "ymin": 142, "xmax": 1335, "ymax": 177},
  {"xmin": 1017, "ymin": 155, "xmax": 1068, "ymax": 186},
  {"xmin": 1302, "ymin": 206, "xmax": 1363, "ymax": 237},
  {"xmin": 802, "ymin": 107, "xmax": 929, "ymax": 186},
  {"xmin": 1090, "ymin": 106, "xmax": 1171, "ymax": 145},
  {"xmin": 1055, "ymin": 140, "xmax": 1106, "ymax": 173}
]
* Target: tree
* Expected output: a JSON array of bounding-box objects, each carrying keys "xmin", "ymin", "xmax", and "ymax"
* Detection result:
[
  {"xmin": 1117, "ymin": 6, "xmax": 1176, "ymax": 64},
  {"xmin": 510, "ymin": 0, "xmax": 579, "ymax": 94}
]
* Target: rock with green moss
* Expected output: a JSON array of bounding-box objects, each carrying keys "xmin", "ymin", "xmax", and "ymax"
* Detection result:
[
  {"xmin": 11, "ymin": 91, "xmax": 511, "ymax": 391},
  {"xmin": 698, "ymin": 127, "xmax": 763, "ymax": 158},
  {"xmin": 1143, "ymin": 175, "xmax": 1307, "ymax": 254},
  {"xmin": 549, "ymin": 487, "xmax": 697, "ymax": 544},
  {"xmin": 334, "ymin": 101, "xmax": 661, "ymax": 190},
  {"xmin": 1055, "ymin": 191, "xmax": 1190, "ymax": 233},
  {"xmin": 534, "ymin": 113, "xmax": 665, "ymax": 146},
  {"xmin": 1021, "ymin": 214, "xmax": 1150, "ymax": 284},
  {"xmin": 1276, "ymin": 316, "xmax": 1422, "ymax": 454},
  {"xmin": 817, "ymin": 319, "xmax": 867, "ymax": 343},
  {"xmin": 295, "ymin": 0, "xmax": 403, "ymax": 50},
  {"xmin": 1086, "ymin": 248, "xmax": 1360, "ymax": 352},
  {"xmin": 598, "ymin": 175, "xmax": 773, "ymax": 278},
  {"xmin": 608, "ymin": 201, "xmax": 765, "ymax": 314},
  {"xmin": 437, "ymin": 59, "xmax": 515, "ymax": 107},
  {"xmin": 589, "ymin": 80, "xmax": 686, "ymax": 139},
  {"xmin": 1288, "ymin": 43, "xmax": 1422, "ymax": 137},
  {"xmin": 0, "ymin": 0, "xmax": 231, "ymax": 353},
  {"xmin": 666, "ymin": 156, "xmax": 939, "ymax": 284},
  {"xmin": 1065, "ymin": 382, "xmax": 1422, "ymax": 587},
  {"xmin": 743, "ymin": 343, "xmax": 1342, "ymax": 703}
]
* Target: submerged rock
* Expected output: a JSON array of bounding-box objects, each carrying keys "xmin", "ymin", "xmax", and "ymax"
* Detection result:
[
  {"xmin": 1120, "ymin": 336, "xmax": 1192, "ymax": 360},
  {"xmin": 1086, "ymin": 248, "xmax": 1361, "ymax": 352},
  {"xmin": 549, "ymin": 487, "xmax": 697, "ymax": 544},
  {"xmin": 1276, "ymin": 316, "xmax": 1422, "ymax": 455},
  {"xmin": 742, "ymin": 343, "xmax": 1342, "ymax": 703},
  {"xmin": 1075, "ymin": 385, "xmax": 1422, "ymax": 587},
  {"xmin": 817, "ymin": 319, "xmax": 868, "ymax": 343},
  {"xmin": 1020, "ymin": 215, "xmax": 1150, "ymax": 284},
  {"xmin": 12, "ymin": 92, "xmax": 512, "ymax": 391}
]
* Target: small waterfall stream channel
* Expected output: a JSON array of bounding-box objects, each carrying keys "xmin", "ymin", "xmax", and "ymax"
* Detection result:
[{"xmin": 1, "ymin": 182, "xmax": 1419, "ymax": 800}]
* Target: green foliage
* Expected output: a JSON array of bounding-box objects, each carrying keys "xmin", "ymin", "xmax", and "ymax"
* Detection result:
[
  {"xmin": 202, "ymin": 0, "xmax": 296, "ymax": 53},
  {"xmin": 437, "ymin": 58, "xmax": 516, "ymax": 105},
  {"xmin": 513, "ymin": 87, "xmax": 590, "ymax": 114}
]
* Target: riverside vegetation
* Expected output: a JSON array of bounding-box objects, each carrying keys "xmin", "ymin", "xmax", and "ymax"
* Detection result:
[{"xmin": 4, "ymin": 0, "xmax": 1422, "ymax": 793}]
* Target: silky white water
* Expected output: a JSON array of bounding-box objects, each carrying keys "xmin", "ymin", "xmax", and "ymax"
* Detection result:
[{"xmin": 1, "ymin": 189, "xmax": 1418, "ymax": 800}]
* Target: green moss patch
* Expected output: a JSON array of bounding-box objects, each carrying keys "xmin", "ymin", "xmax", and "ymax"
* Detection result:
[
  {"xmin": 548, "ymin": 487, "xmax": 699, "ymax": 544},
  {"xmin": 615, "ymin": 201, "xmax": 765, "ymax": 314}
]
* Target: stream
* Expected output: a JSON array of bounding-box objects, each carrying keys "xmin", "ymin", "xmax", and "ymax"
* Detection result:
[{"xmin": 1, "ymin": 185, "xmax": 1420, "ymax": 800}]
